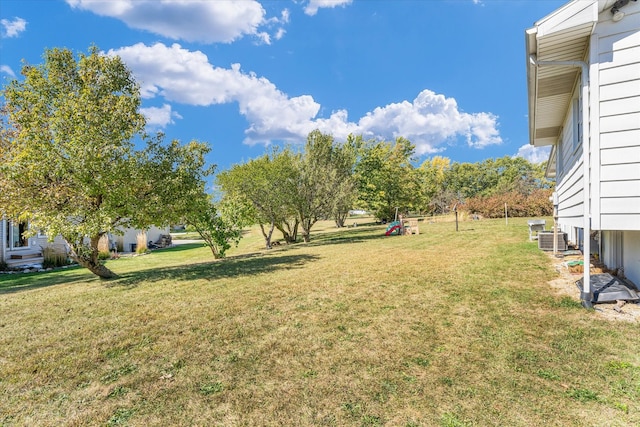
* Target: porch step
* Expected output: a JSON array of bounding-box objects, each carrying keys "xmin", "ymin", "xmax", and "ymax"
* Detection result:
[{"xmin": 10, "ymin": 252, "xmax": 43, "ymax": 260}]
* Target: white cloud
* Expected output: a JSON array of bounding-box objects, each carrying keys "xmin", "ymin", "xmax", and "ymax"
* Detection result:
[
  {"xmin": 66, "ymin": 0, "xmax": 278, "ymax": 44},
  {"xmin": 353, "ymin": 90, "xmax": 501, "ymax": 154},
  {"xmin": 110, "ymin": 43, "xmax": 501, "ymax": 153},
  {"xmin": 304, "ymin": 0, "xmax": 353, "ymax": 16},
  {"xmin": 515, "ymin": 144, "xmax": 551, "ymax": 164},
  {"xmin": 140, "ymin": 104, "xmax": 182, "ymax": 128},
  {"xmin": 0, "ymin": 65, "xmax": 16, "ymax": 78},
  {"xmin": 1, "ymin": 17, "xmax": 27, "ymax": 38}
]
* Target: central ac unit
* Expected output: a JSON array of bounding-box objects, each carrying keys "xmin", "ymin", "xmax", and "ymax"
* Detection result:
[{"xmin": 538, "ymin": 231, "xmax": 568, "ymax": 251}]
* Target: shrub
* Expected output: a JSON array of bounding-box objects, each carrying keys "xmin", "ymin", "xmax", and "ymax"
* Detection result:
[
  {"xmin": 136, "ymin": 232, "xmax": 148, "ymax": 254},
  {"xmin": 42, "ymin": 246, "xmax": 69, "ymax": 269},
  {"xmin": 463, "ymin": 189, "xmax": 553, "ymax": 218},
  {"xmin": 97, "ymin": 235, "xmax": 110, "ymax": 253}
]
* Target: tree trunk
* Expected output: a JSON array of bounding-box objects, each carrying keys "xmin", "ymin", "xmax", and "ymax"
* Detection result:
[
  {"xmin": 300, "ymin": 218, "xmax": 314, "ymax": 242},
  {"xmin": 276, "ymin": 218, "xmax": 299, "ymax": 243},
  {"xmin": 334, "ymin": 209, "xmax": 348, "ymax": 228},
  {"xmin": 66, "ymin": 233, "xmax": 118, "ymax": 279},
  {"xmin": 209, "ymin": 246, "xmax": 222, "ymax": 259},
  {"xmin": 259, "ymin": 221, "xmax": 275, "ymax": 249},
  {"xmin": 275, "ymin": 224, "xmax": 291, "ymax": 243},
  {"xmin": 81, "ymin": 259, "xmax": 118, "ymax": 279}
]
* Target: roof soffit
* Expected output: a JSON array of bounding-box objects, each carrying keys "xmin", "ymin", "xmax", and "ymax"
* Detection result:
[
  {"xmin": 526, "ymin": 0, "xmax": 600, "ymax": 149},
  {"xmin": 535, "ymin": 0, "xmax": 598, "ymax": 38}
]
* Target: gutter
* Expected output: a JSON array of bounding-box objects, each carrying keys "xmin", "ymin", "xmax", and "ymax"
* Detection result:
[{"xmin": 529, "ymin": 55, "xmax": 592, "ymax": 309}]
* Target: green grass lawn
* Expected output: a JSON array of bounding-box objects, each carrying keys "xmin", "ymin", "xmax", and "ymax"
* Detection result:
[{"xmin": 1, "ymin": 218, "xmax": 638, "ymax": 426}]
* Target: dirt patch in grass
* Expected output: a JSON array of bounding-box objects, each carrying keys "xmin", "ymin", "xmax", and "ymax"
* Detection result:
[{"xmin": 546, "ymin": 252, "xmax": 640, "ymax": 323}]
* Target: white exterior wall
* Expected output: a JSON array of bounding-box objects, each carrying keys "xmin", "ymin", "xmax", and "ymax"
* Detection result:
[
  {"xmin": 552, "ymin": 3, "xmax": 640, "ymax": 278},
  {"xmin": 623, "ymin": 231, "xmax": 640, "ymax": 286},
  {"xmin": 601, "ymin": 230, "xmax": 640, "ymax": 286},
  {"xmin": 0, "ymin": 218, "xmax": 54, "ymax": 263},
  {"xmin": 0, "ymin": 219, "xmax": 5, "ymax": 263},
  {"xmin": 0, "ymin": 217, "xmax": 167, "ymax": 260},
  {"xmin": 592, "ymin": 4, "xmax": 640, "ymax": 231},
  {"xmin": 556, "ymin": 86, "xmax": 585, "ymax": 243},
  {"xmin": 112, "ymin": 225, "xmax": 170, "ymax": 252}
]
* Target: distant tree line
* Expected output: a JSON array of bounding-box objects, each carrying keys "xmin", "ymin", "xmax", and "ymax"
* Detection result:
[
  {"xmin": 1, "ymin": 45, "xmax": 554, "ymax": 279},
  {"xmin": 217, "ymin": 131, "xmax": 554, "ymax": 248}
]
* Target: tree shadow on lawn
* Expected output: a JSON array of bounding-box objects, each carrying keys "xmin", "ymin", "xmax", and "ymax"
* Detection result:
[
  {"xmin": 0, "ymin": 266, "xmax": 95, "ymax": 295},
  {"xmin": 151, "ymin": 242, "xmax": 204, "ymax": 252},
  {"xmin": 110, "ymin": 252, "xmax": 320, "ymax": 288},
  {"xmin": 304, "ymin": 223, "xmax": 407, "ymax": 247}
]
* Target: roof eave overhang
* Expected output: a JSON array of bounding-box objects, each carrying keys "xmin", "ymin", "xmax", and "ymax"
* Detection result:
[
  {"xmin": 526, "ymin": 0, "xmax": 599, "ymax": 149},
  {"xmin": 546, "ymin": 144, "xmax": 557, "ymax": 178}
]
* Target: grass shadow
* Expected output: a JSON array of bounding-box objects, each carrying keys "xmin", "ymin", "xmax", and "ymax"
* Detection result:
[
  {"xmin": 303, "ymin": 224, "xmax": 391, "ymax": 247},
  {"xmin": 0, "ymin": 266, "xmax": 95, "ymax": 295},
  {"xmin": 109, "ymin": 252, "xmax": 320, "ymax": 288},
  {"xmin": 149, "ymin": 243, "xmax": 204, "ymax": 253}
]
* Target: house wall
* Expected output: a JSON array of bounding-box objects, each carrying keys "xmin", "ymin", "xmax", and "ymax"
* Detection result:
[
  {"xmin": 556, "ymin": 86, "xmax": 585, "ymax": 243},
  {"xmin": 0, "ymin": 216, "xmax": 168, "ymax": 261},
  {"xmin": 623, "ymin": 231, "xmax": 640, "ymax": 286},
  {"xmin": 601, "ymin": 230, "xmax": 640, "ymax": 287},
  {"xmin": 554, "ymin": 4, "xmax": 639, "ymax": 268},
  {"xmin": 0, "ymin": 219, "xmax": 5, "ymax": 263},
  {"xmin": 0, "ymin": 218, "xmax": 56, "ymax": 263},
  {"xmin": 112, "ymin": 225, "xmax": 170, "ymax": 252},
  {"xmin": 593, "ymin": 4, "xmax": 640, "ymax": 231}
]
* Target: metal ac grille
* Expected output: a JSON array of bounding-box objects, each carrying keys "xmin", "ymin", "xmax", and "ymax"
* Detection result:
[{"xmin": 538, "ymin": 231, "xmax": 568, "ymax": 251}]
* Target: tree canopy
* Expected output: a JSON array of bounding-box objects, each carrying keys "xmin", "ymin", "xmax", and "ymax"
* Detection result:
[
  {"xmin": 0, "ymin": 46, "xmax": 212, "ymax": 278},
  {"xmin": 217, "ymin": 148, "xmax": 299, "ymax": 249},
  {"xmin": 354, "ymin": 137, "xmax": 420, "ymax": 221}
]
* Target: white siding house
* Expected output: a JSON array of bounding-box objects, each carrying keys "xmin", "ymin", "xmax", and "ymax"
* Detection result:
[
  {"xmin": 526, "ymin": 0, "xmax": 640, "ymax": 302},
  {"xmin": 0, "ymin": 218, "xmax": 59, "ymax": 267},
  {"xmin": 0, "ymin": 217, "xmax": 170, "ymax": 268}
]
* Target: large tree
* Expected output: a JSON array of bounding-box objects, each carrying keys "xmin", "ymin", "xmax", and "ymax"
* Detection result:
[
  {"xmin": 330, "ymin": 134, "xmax": 359, "ymax": 228},
  {"xmin": 293, "ymin": 130, "xmax": 346, "ymax": 242},
  {"xmin": 217, "ymin": 148, "xmax": 298, "ymax": 249},
  {"xmin": 0, "ymin": 46, "xmax": 212, "ymax": 278},
  {"xmin": 355, "ymin": 137, "xmax": 420, "ymax": 221},
  {"xmin": 183, "ymin": 194, "xmax": 246, "ymax": 259},
  {"xmin": 418, "ymin": 155, "xmax": 451, "ymax": 214}
]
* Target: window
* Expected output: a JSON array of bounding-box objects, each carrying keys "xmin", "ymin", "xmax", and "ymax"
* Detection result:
[
  {"xmin": 5, "ymin": 220, "xmax": 29, "ymax": 250},
  {"xmin": 572, "ymin": 97, "xmax": 582, "ymax": 152},
  {"xmin": 557, "ymin": 136, "xmax": 564, "ymax": 175}
]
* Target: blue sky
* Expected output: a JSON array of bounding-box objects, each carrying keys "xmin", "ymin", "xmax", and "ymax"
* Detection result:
[{"xmin": 1, "ymin": 0, "xmax": 566, "ymax": 171}]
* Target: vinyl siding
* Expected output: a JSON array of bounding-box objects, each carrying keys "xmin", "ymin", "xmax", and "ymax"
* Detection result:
[
  {"xmin": 0, "ymin": 219, "xmax": 5, "ymax": 263},
  {"xmin": 623, "ymin": 231, "xmax": 640, "ymax": 286},
  {"xmin": 596, "ymin": 5, "xmax": 640, "ymax": 231},
  {"xmin": 556, "ymin": 86, "xmax": 586, "ymax": 229},
  {"xmin": 556, "ymin": 157, "xmax": 585, "ymax": 228}
]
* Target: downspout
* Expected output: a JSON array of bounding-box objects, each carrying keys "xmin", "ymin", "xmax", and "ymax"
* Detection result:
[{"xmin": 529, "ymin": 55, "xmax": 592, "ymax": 308}]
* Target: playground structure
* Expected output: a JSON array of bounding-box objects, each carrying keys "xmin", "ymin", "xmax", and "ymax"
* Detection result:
[{"xmin": 385, "ymin": 217, "xmax": 420, "ymax": 236}]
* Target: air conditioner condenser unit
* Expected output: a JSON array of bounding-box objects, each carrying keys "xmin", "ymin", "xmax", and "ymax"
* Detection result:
[{"xmin": 538, "ymin": 231, "xmax": 567, "ymax": 251}]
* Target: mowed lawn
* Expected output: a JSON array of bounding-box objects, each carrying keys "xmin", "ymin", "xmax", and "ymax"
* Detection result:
[{"xmin": 1, "ymin": 218, "xmax": 638, "ymax": 426}]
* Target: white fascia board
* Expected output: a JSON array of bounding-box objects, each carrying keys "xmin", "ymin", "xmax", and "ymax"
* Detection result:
[
  {"xmin": 535, "ymin": 0, "xmax": 598, "ymax": 38},
  {"xmin": 525, "ymin": 27, "xmax": 539, "ymax": 146}
]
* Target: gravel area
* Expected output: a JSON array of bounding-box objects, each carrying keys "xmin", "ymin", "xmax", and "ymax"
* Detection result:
[{"xmin": 546, "ymin": 252, "xmax": 640, "ymax": 323}]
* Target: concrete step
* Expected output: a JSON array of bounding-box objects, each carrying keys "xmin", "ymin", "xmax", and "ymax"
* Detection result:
[{"xmin": 10, "ymin": 252, "xmax": 43, "ymax": 260}]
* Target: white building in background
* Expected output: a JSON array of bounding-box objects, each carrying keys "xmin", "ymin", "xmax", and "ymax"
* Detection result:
[
  {"xmin": 525, "ymin": 0, "xmax": 640, "ymax": 298},
  {"xmin": 0, "ymin": 217, "xmax": 169, "ymax": 267}
]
